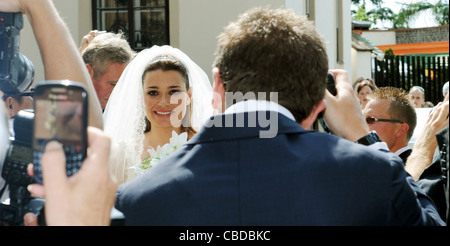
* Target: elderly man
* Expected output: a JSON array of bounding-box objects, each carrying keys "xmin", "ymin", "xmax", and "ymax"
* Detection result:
[{"xmin": 81, "ymin": 31, "xmax": 136, "ymax": 110}]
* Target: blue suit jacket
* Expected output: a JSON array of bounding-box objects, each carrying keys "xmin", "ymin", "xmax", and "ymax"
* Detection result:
[{"xmin": 115, "ymin": 112, "xmax": 444, "ymax": 226}]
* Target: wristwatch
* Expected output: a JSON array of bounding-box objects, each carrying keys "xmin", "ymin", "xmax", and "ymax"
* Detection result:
[{"xmin": 355, "ymin": 131, "xmax": 382, "ymax": 146}]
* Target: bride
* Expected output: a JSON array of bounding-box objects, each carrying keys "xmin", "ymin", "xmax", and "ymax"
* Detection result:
[{"xmin": 103, "ymin": 45, "xmax": 213, "ymax": 184}]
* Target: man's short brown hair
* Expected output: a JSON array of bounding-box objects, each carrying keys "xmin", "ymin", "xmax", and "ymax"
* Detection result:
[{"xmin": 213, "ymin": 7, "xmax": 329, "ymax": 123}]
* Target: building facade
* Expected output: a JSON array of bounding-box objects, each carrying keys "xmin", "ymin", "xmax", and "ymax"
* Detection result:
[{"xmin": 19, "ymin": 0, "xmax": 352, "ymax": 86}]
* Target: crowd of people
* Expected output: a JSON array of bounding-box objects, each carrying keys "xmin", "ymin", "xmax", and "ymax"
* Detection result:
[{"xmin": 0, "ymin": 0, "xmax": 448, "ymax": 227}]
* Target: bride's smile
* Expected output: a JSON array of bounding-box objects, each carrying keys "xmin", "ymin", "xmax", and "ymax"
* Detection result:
[{"xmin": 154, "ymin": 110, "xmax": 173, "ymax": 117}]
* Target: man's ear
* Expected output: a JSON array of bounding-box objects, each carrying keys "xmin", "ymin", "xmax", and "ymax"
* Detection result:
[
  {"xmin": 5, "ymin": 97, "xmax": 15, "ymax": 117},
  {"xmin": 212, "ymin": 67, "xmax": 225, "ymax": 113},
  {"xmin": 300, "ymin": 99, "xmax": 326, "ymax": 130},
  {"xmin": 395, "ymin": 123, "xmax": 410, "ymax": 138},
  {"xmin": 86, "ymin": 64, "xmax": 95, "ymax": 79}
]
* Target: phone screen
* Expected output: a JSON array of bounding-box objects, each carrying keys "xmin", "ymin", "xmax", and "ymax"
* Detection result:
[{"xmin": 32, "ymin": 82, "xmax": 87, "ymax": 184}]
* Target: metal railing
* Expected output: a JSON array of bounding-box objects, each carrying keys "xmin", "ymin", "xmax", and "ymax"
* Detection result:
[{"xmin": 373, "ymin": 55, "xmax": 449, "ymax": 105}]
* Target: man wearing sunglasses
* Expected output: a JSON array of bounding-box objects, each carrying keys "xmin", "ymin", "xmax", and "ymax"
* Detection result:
[
  {"xmin": 363, "ymin": 87, "xmax": 417, "ymax": 164},
  {"xmin": 2, "ymin": 90, "xmax": 33, "ymax": 117},
  {"xmin": 1, "ymin": 85, "xmax": 34, "ymax": 138}
]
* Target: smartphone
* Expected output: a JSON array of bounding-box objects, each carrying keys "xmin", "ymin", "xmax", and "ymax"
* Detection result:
[{"xmin": 32, "ymin": 81, "xmax": 88, "ymax": 184}]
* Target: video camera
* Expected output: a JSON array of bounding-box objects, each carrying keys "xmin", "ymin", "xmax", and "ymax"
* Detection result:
[
  {"xmin": 0, "ymin": 12, "xmax": 43, "ymax": 226},
  {"xmin": 0, "ymin": 12, "xmax": 34, "ymax": 97}
]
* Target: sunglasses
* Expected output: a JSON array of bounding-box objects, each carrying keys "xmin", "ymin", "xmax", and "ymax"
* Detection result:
[
  {"xmin": 366, "ymin": 116, "xmax": 404, "ymax": 124},
  {"xmin": 18, "ymin": 91, "xmax": 34, "ymax": 97}
]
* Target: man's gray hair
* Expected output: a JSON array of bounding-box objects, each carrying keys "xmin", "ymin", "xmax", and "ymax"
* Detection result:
[{"xmin": 82, "ymin": 32, "xmax": 136, "ymax": 78}]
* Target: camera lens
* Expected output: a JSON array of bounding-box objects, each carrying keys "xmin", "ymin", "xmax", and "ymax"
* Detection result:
[{"xmin": 16, "ymin": 54, "xmax": 35, "ymax": 91}]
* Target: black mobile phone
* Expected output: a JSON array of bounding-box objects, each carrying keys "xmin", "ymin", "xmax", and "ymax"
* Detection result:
[{"xmin": 32, "ymin": 81, "xmax": 88, "ymax": 184}]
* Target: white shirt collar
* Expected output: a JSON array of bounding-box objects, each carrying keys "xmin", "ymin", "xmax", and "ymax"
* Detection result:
[
  {"xmin": 224, "ymin": 100, "xmax": 296, "ymax": 122},
  {"xmin": 394, "ymin": 145, "xmax": 412, "ymax": 156}
]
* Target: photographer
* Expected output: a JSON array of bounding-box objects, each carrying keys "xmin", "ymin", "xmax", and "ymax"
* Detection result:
[
  {"xmin": 0, "ymin": 0, "xmax": 109, "ymax": 225},
  {"xmin": 0, "ymin": 0, "xmax": 103, "ymax": 129},
  {"xmin": 3, "ymin": 89, "xmax": 33, "ymax": 119},
  {"xmin": 1, "ymin": 88, "xmax": 34, "ymax": 137},
  {"xmin": 0, "ymin": 100, "xmax": 117, "ymax": 225}
]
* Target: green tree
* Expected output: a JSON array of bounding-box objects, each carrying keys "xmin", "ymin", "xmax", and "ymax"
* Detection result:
[
  {"xmin": 351, "ymin": 0, "xmax": 383, "ymax": 6},
  {"xmin": 394, "ymin": 0, "xmax": 449, "ymax": 29},
  {"xmin": 351, "ymin": 0, "xmax": 449, "ymax": 29},
  {"xmin": 351, "ymin": 0, "xmax": 386, "ymax": 23},
  {"xmin": 384, "ymin": 47, "xmax": 395, "ymax": 56}
]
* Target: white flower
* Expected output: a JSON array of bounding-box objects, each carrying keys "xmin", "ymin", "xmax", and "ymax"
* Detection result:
[
  {"xmin": 129, "ymin": 130, "xmax": 188, "ymax": 176},
  {"xmin": 170, "ymin": 131, "xmax": 188, "ymax": 147}
]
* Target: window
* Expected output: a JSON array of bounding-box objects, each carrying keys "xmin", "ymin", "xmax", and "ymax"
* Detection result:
[
  {"xmin": 92, "ymin": 0, "xmax": 169, "ymax": 51},
  {"xmin": 306, "ymin": 0, "xmax": 315, "ymax": 21},
  {"xmin": 336, "ymin": 0, "xmax": 344, "ymax": 64}
]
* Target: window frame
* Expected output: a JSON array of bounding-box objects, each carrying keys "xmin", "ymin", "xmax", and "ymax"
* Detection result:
[{"xmin": 91, "ymin": 0, "xmax": 170, "ymax": 51}]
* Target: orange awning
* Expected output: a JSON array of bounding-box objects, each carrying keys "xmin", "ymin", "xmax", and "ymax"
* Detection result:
[{"xmin": 377, "ymin": 41, "xmax": 449, "ymax": 55}]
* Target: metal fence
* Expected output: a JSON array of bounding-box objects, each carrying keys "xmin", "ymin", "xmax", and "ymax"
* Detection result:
[{"xmin": 373, "ymin": 55, "xmax": 449, "ymax": 105}]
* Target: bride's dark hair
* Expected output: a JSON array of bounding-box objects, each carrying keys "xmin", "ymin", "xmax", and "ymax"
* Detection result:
[{"xmin": 142, "ymin": 55, "xmax": 196, "ymax": 134}]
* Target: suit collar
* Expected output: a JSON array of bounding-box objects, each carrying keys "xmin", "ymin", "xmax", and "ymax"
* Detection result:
[
  {"xmin": 224, "ymin": 100, "xmax": 296, "ymax": 122},
  {"xmin": 188, "ymin": 111, "xmax": 309, "ymax": 144}
]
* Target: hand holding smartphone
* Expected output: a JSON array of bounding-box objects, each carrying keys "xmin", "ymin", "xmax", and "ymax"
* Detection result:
[{"xmin": 32, "ymin": 81, "xmax": 88, "ymax": 184}]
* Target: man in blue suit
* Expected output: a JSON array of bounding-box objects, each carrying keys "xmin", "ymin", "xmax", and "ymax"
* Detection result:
[{"xmin": 115, "ymin": 7, "xmax": 444, "ymax": 226}]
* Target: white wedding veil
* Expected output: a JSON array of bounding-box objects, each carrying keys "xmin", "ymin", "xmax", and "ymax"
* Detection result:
[{"xmin": 103, "ymin": 45, "xmax": 213, "ymax": 183}]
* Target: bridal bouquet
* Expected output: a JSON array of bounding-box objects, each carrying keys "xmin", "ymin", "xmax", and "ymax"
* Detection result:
[{"xmin": 130, "ymin": 130, "xmax": 188, "ymax": 176}]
